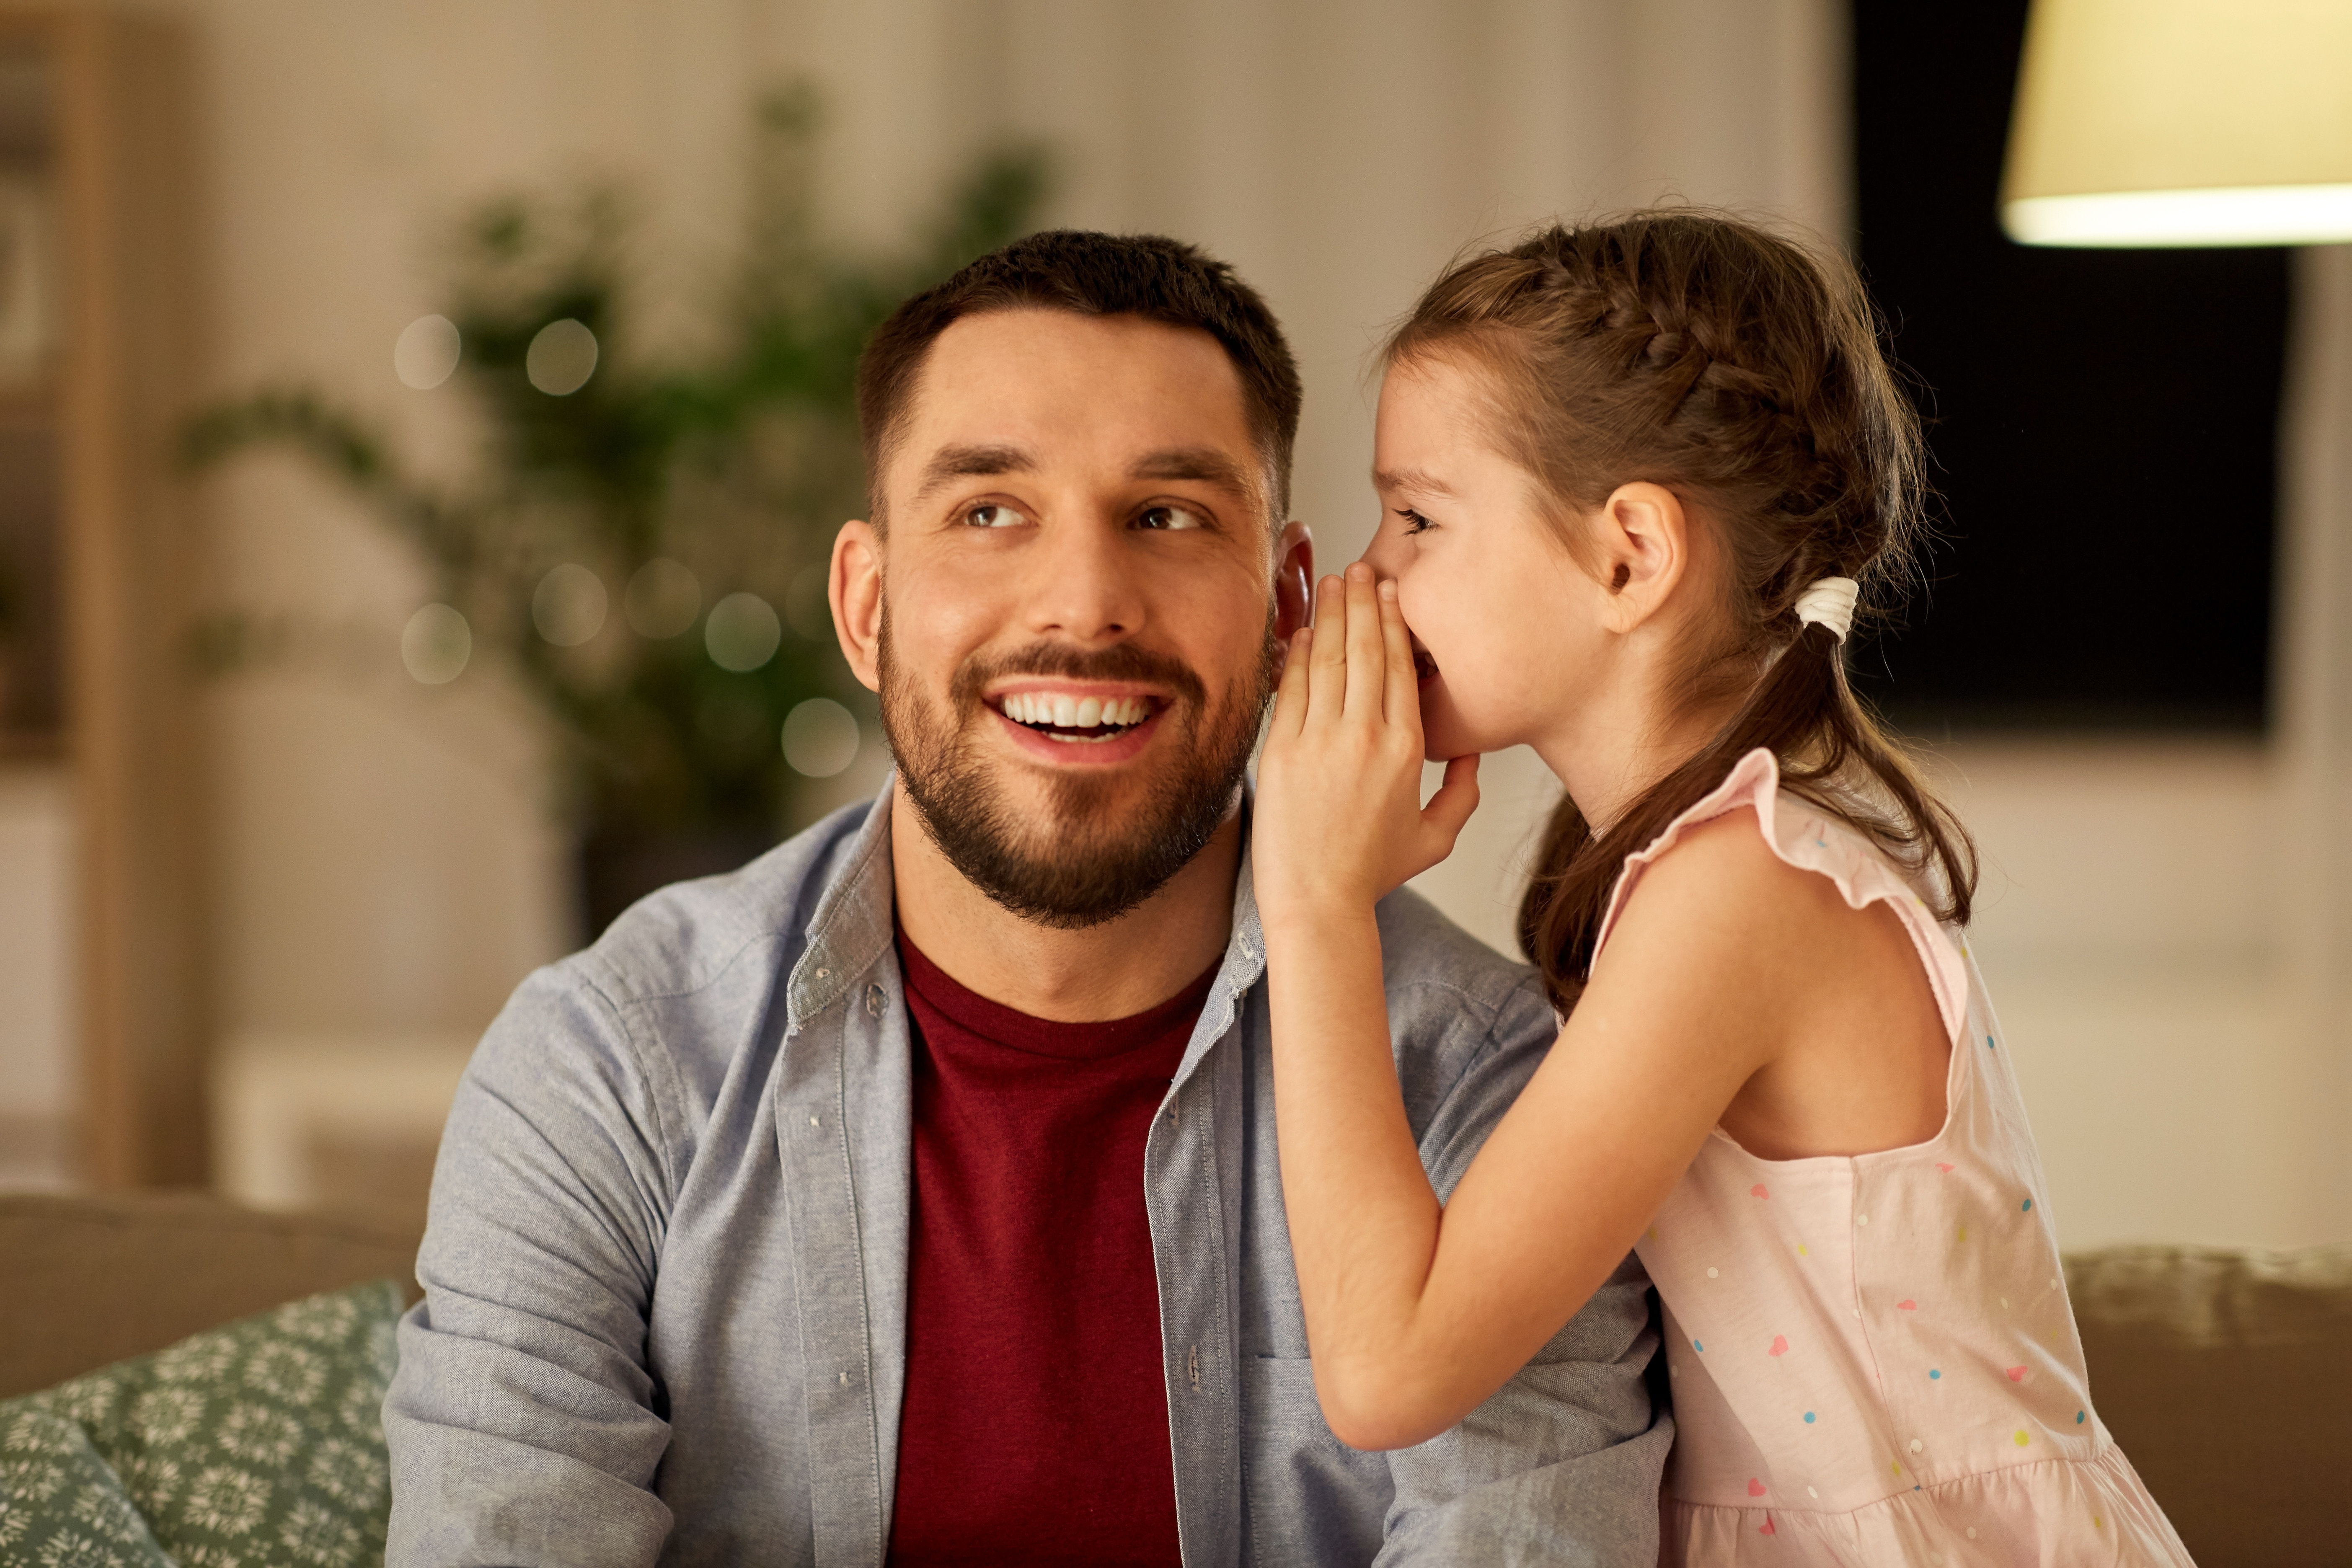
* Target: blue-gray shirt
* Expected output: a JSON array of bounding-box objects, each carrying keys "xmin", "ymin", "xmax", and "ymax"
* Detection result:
[{"xmin": 385, "ymin": 786, "xmax": 1668, "ymax": 1566}]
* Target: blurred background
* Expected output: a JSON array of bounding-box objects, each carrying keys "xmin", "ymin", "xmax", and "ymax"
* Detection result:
[{"xmin": 0, "ymin": 0, "xmax": 2346, "ymax": 1261}]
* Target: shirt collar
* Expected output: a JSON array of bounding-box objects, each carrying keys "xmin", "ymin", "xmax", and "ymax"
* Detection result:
[{"xmin": 791, "ymin": 776, "xmax": 1269, "ymax": 1048}]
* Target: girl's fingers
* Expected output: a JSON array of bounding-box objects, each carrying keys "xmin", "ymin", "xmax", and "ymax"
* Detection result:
[
  {"xmin": 1269, "ymin": 626, "xmax": 1311, "ymax": 739},
  {"xmin": 1420, "ymin": 752, "xmax": 1482, "ymax": 850},
  {"xmin": 1375, "ymin": 577, "xmax": 1421, "ymax": 735},
  {"xmin": 1342, "ymin": 566, "xmax": 1384, "ymax": 719},
  {"xmin": 1305, "ymin": 573, "xmax": 1349, "ymax": 725}
]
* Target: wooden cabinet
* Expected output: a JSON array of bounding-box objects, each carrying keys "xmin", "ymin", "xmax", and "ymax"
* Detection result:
[{"xmin": 0, "ymin": 9, "xmax": 204, "ymax": 1188}]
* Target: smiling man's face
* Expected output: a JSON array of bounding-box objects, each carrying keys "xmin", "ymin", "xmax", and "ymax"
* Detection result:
[{"xmin": 833, "ymin": 308, "xmax": 1296, "ymax": 927}]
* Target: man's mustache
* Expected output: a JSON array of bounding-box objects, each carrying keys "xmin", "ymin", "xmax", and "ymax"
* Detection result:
[{"xmin": 949, "ymin": 641, "xmax": 1210, "ymax": 711}]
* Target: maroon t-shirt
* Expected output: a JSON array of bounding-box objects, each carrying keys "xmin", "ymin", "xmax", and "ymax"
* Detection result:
[{"xmin": 884, "ymin": 930, "xmax": 1214, "ymax": 1568}]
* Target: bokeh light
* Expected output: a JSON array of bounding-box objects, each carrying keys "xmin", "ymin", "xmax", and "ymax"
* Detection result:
[
  {"xmin": 782, "ymin": 698, "xmax": 861, "ymax": 778},
  {"xmin": 393, "ymin": 314, "xmax": 461, "ymax": 390},
  {"xmin": 625, "ymin": 558, "xmax": 701, "ymax": 638},
  {"xmin": 532, "ymin": 563, "xmax": 608, "ymax": 646},
  {"xmin": 400, "ymin": 603, "xmax": 470, "ymax": 684},
  {"xmin": 704, "ymin": 591, "xmax": 781, "ymax": 672},
  {"xmin": 785, "ymin": 562, "xmax": 835, "ymax": 643},
  {"xmin": 525, "ymin": 318, "xmax": 599, "ymax": 395}
]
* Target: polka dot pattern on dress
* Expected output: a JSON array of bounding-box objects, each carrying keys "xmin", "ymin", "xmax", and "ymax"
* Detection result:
[{"xmin": 1594, "ymin": 754, "xmax": 2183, "ymax": 1563}]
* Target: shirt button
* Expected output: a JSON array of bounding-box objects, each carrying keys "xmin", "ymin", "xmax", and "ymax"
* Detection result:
[
  {"xmin": 1909, "ymin": 1438, "xmax": 1924, "ymax": 1454},
  {"xmin": 814, "ymin": 967, "xmax": 830, "ymax": 980},
  {"xmin": 865, "ymin": 983, "xmax": 885, "ymax": 1017}
]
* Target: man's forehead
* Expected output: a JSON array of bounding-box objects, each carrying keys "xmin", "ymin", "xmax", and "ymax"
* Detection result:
[{"xmin": 886, "ymin": 310, "xmax": 1266, "ymax": 504}]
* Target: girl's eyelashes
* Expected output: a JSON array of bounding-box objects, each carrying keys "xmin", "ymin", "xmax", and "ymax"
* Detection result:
[{"xmin": 1396, "ymin": 506, "xmax": 1435, "ymax": 535}]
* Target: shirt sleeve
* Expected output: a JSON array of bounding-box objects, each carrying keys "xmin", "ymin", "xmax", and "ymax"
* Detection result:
[
  {"xmin": 383, "ymin": 962, "xmax": 682, "ymax": 1568},
  {"xmin": 1375, "ymin": 975, "xmax": 1673, "ymax": 1566}
]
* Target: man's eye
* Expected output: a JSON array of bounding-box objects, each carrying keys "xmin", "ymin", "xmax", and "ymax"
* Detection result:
[
  {"xmin": 963, "ymin": 504, "xmax": 1029, "ymax": 529},
  {"xmin": 1137, "ymin": 504, "xmax": 1206, "ymax": 531}
]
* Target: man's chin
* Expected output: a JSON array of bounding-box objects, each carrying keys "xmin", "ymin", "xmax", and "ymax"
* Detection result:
[
  {"xmin": 996, "ymin": 749, "xmax": 1173, "ymax": 812},
  {"xmin": 899, "ymin": 736, "xmax": 1245, "ymax": 930}
]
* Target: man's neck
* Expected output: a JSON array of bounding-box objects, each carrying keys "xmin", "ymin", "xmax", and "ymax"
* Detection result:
[{"xmin": 889, "ymin": 789, "xmax": 1244, "ymax": 1023}]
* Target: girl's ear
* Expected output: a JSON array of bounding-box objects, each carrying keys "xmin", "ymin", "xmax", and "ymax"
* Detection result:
[{"xmin": 1591, "ymin": 481, "xmax": 1690, "ymax": 635}]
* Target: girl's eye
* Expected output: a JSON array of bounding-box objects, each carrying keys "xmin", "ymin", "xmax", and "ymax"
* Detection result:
[
  {"xmin": 1136, "ymin": 504, "xmax": 1207, "ymax": 532},
  {"xmin": 1397, "ymin": 507, "xmax": 1434, "ymax": 535},
  {"xmin": 964, "ymin": 503, "xmax": 1030, "ymax": 529}
]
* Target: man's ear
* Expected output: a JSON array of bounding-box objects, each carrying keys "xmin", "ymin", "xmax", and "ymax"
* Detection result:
[
  {"xmin": 832, "ymin": 519, "xmax": 884, "ymax": 692},
  {"xmin": 1273, "ymin": 520, "xmax": 1313, "ymax": 641},
  {"xmin": 1591, "ymin": 482, "xmax": 1689, "ymax": 636}
]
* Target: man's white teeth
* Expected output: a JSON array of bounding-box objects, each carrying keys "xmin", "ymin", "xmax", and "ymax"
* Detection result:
[{"xmin": 1001, "ymin": 693, "xmax": 1150, "ymax": 728}]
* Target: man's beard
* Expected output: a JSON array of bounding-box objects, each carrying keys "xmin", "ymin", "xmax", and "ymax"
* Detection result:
[{"xmin": 879, "ymin": 608, "xmax": 1278, "ymax": 930}]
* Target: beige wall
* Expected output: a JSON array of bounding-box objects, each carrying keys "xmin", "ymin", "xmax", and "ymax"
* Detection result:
[{"xmin": 134, "ymin": 0, "xmax": 2348, "ymax": 1251}]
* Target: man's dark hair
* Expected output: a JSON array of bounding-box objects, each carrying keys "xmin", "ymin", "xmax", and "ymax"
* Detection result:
[{"xmin": 855, "ymin": 230, "xmax": 1304, "ymax": 524}]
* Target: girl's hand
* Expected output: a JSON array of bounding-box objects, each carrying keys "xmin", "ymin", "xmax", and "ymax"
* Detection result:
[{"xmin": 1254, "ymin": 563, "xmax": 1479, "ymax": 925}]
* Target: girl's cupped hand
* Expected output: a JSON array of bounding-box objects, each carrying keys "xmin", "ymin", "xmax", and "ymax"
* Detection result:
[{"xmin": 1253, "ymin": 564, "xmax": 1480, "ymax": 924}]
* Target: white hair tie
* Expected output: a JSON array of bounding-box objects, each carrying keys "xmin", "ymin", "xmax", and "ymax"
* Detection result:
[{"xmin": 1792, "ymin": 576, "xmax": 1860, "ymax": 643}]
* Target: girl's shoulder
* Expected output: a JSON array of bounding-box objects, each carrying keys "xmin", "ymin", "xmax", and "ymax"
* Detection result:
[{"xmin": 1593, "ymin": 749, "xmax": 1968, "ymax": 1040}]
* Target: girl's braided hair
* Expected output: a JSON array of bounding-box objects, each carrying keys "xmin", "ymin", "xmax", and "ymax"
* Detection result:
[{"xmin": 1386, "ymin": 210, "xmax": 1975, "ymax": 1013}]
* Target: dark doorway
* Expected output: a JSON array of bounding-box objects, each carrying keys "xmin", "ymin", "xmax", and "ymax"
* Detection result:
[{"xmin": 1849, "ymin": 0, "xmax": 2290, "ymax": 734}]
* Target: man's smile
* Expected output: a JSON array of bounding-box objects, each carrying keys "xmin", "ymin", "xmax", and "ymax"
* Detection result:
[{"xmin": 983, "ymin": 680, "xmax": 1172, "ymax": 762}]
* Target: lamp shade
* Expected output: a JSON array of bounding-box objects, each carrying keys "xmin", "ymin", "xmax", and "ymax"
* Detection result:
[{"xmin": 2001, "ymin": 0, "xmax": 2352, "ymax": 246}]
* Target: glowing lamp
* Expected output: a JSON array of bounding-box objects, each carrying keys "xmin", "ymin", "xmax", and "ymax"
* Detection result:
[{"xmin": 2001, "ymin": 0, "xmax": 2352, "ymax": 247}]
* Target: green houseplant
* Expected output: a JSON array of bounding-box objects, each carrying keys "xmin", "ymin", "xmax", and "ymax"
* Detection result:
[{"xmin": 187, "ymin": 88, "xmax": 1048, "ymax": 935}]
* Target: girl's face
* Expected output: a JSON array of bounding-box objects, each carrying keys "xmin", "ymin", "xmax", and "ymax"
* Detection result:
[{"xmin": 1360, "ymin": 355, "xmax": 1612, "ymax": 760}]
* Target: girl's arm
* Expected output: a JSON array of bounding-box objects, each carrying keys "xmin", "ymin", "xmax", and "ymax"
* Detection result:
[{"xmin": 1252, "ymin": 567, "xmax": 1832, "ymax": 1452}]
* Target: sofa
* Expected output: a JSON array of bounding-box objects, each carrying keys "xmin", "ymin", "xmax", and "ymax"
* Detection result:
[{"xmin": 3, "ymin": 1192, "xmax": 2344, "ymax": 1565}]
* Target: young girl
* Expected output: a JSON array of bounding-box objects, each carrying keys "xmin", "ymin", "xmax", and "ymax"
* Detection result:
[{"xmin": 1251, "ymin": 213, "xmax": 2191, "ymax": 1564}]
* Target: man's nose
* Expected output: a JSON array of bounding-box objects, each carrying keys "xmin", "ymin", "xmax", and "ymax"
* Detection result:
[{"xmin": 1024, "ymin": 522, "xmax": 1145, "ymax": 643}]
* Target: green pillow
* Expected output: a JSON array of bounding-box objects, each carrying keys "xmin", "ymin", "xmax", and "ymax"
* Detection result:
[
  {"xmin": 0, "ymin": 1407, "xmax": 176, "ymax": 1566},
  {"xmin": 0, "ymin": 1278, "xmax": 404, "ymax": 1568}
]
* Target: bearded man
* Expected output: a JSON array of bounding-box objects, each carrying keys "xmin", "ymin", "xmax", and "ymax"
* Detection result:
[{"xmin": 385, "ymin": 231, "xmax": 1667, "ymax": 1567}]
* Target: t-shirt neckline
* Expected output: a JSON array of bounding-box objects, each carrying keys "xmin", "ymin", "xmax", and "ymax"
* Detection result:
[{"xmin": 893, "ymin": 923, "xmax": 1223, "ymax": 1062}]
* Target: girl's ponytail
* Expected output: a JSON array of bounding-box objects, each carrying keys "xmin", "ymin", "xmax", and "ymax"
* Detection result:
[
  {"xmin": 1518, "ymin": 620, "xmax": 1974, "ymax": 1012},
  {"xmin": 1388, "ymin": 213, "xmax": 1976, "ymax": 1014}
]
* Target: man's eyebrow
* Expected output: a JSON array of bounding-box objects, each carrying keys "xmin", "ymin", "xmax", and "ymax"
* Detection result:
[
  {"xmin": 909, "ymin": 442, "xmax": 1036, "ymax": 506},
  {"xmin": 1373, "ymin": 466, "xmax": 1458, "ymax": 499},
  {"xmin": 1130, "ymin": 447, "xmax": 1256, "ymax": 495}
]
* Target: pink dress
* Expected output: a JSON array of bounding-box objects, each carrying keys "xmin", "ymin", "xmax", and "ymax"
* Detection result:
[{"xmin": 1609, "ymin": 749, "xmax": 2192, "ymax": 1565}]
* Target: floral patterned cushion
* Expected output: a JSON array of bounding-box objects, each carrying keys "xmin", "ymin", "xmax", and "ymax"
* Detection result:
[
  {"xmin": 0, "ymin": 1409, "xmax": 176, "ymax": 1566},
  {"xmin": 0, "ymin": 1278, "xmax": 403, "ymax": 1567}
]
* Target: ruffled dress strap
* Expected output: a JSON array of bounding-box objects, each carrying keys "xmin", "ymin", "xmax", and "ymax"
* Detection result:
[{"xmin": 1590, "ymin": 747, "xmax": 1969, "ymax": 1044}]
